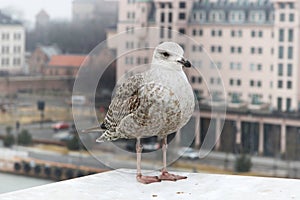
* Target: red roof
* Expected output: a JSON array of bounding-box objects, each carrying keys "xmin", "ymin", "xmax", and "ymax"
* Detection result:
[{"xmin": 48, "ymin": 55, "xmax": 87, "ymax": 67}]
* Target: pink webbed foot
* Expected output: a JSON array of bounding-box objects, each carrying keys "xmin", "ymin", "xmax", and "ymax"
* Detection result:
[
  {"xmin": 159, "ymin": 171, "xmax": 187, "ymax": 181},
  {"xmin": 136, "ymin": 174, "xmax": 161, "ymax": 184}
]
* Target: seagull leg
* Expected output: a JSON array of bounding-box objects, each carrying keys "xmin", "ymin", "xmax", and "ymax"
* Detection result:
[
  {"xmin": 159, "ymin": 137, "xmax": 187, "ymax": 181},
  {"xmin": 136, "ymin": 138, "xmax": 160, "ymax": 184}
]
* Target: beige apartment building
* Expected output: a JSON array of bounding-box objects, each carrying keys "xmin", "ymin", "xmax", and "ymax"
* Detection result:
[
  {"xmin": 0, "ymin": 11, "xmax": 25, "ymax": 75},
  {"xmin": 107, "ymin": 0, "xmax": 300, "ymax": 158},
  {"xmin": 108, "ymin": 0, "xmax": 300, "ymax": 112}
]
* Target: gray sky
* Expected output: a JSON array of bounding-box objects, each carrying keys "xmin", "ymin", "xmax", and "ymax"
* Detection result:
[{"xmin": 0, "ymin": 0, "xmax": 73, "ymax": 22}]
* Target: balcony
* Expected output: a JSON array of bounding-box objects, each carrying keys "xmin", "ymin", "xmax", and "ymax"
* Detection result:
[{"xmin": 0, "ymin": 169, "xmax": 299, "ymax": 199}]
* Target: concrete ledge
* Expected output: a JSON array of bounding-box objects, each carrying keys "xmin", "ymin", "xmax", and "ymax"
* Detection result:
[{"xmin": 1, "ymin": 169, "xmax": 299, "ymax": 200}]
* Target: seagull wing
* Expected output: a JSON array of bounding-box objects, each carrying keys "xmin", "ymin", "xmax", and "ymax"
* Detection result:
[{"xmin": 102, "ymin": 73, "xmax": 144, "ymax": 133}]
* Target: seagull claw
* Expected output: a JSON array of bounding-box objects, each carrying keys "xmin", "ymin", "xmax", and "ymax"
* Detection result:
[
  {"xmin": 136, "ymin": 174, "xmax": 161, "ymax": 184},
  {"xmin": 159, "ymin": 171, "xmax": 187, "ymax": 181}
]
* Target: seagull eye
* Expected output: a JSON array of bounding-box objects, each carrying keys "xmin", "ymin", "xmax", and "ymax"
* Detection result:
[{"xmin": 161, "ymin": 51, "xmax": 170, "ymax": 57}]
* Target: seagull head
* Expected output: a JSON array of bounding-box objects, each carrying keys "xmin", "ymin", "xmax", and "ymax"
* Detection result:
[{"xmin": 152, "ymin": 42, "xmax": 191, "ymax": 70}]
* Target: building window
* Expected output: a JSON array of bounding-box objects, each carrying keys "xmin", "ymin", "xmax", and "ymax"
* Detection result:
[
  {"xmin": 218, "ymin": 46, "xmax": 222, "ymax": 53},
  {"xmin": 191, "ymin": 76, "xmax": 196, "ymax": 83},
  {"xmin": 278, "ymin": 80, "xmax": 283, "ymax": 88},
  {"xmin": 238, "ymin": 47, "xmax": 242, "ymax": 53},
  {"xmin": 230, "ymin": 11, "xmax": 245, "ymax": 23},
  {"xmin": 251, "ymin": 47, "xmax": 255, "ymax": 54},
  {"xmin": 258, "ymin": 31, "xmax": 263, "ymax": 37},
  {"xmin": 257, "ymin": 64, "xmax": 262, "ymax": 71},
  {"xmin": 278, "ymin": 46, "xmax": 284, "ymax": 59},
  {"xmin": 13, "ymin": 58, "xmax": 21, "ymax": 66},
  {"xmin": 179, "ymin": 28, "xmax": 185, "ymax": 35},
  {"xmin": 279, "ymin": 29, "xmax": 284, "ymax": 42},
  {"xmin": 250, "ymin": 63, "xmax": 255, "ymax": 71},
  {"xmin": 218, "ymin": 30, "xmax": 222, "ymax": 36},
  {"xmin": 257, "ymin": 81, "xmax": 262, "ymax": 87},
  {"xmin": 198, "ymin": 77, "xmax": 202, "ymax": 83},
  {"xmin": 238, "ymin": 30, "xmax": 242, "ymax": 37},
  {"xmin": 258, "ymin": 48, "xmax": 263, "ymax": 54},
  {"xmin": 13, "ymin": 33, "xmax": 21, "ymax": 40},
  {"xmin": 1, "ymin": 33, "xmax": 9, "ymax": 40},
  {"xmin": 251, "ymin": 31, "xmax": 255, "ymax": 37},
  {"xmin": 287, "ymin": 64, "xmax": 292, "ymax": 76},
  {"xmin": 168, "ymin": 12, "xmax": 172, "ymax": 23},
  {"xmin": 179, "ymin": 2, "xmax": 186, "ymax": 8},
  {"xmin": 278, "ymin": 63, "xmax": 283, "ymax": 76},
  {"xmin": 1, "ymin": 58, "xmax": 9, "ymax": 65},
  {"xmin": 1, "ymin": 46, "xmax": 9, "ymax": 54},
  {"xmin": 231, "ymin": 30, "xmax": 235, "ymax": 37},
  {"xmin": 250, "ymin": 80, "xmax": 254, "ymax": 86},
  {"xmin": 289, "ymin": 13, "xmax": 294, "ymax": 22},
  {"xmin": 137, "ymin": 57, "xmax": 141, "ymax": 65},
  {"xmin": 277, "ymin": 97, "xmax": 282, "ymax": 111},
  {"xmin": 160, "ymin": 12, "xmax": 165, "ymax": 22},
  {"xmin": 230, "ymin": 46, "xmax": 235, "ymax": 53},
  {"xmin": 192, "ymin": 45, "xmax": 197, "ymax": 52},
  {"xmin": 237, "ymin": 79, "xmax": 241, "ymax": 86},
  {"xmin": 279, "ymin": 3, "xmax": 285, "ymax": 9},
  {"xmin": 192, "ymin": 13, "xmax": 197, "ymax": 21},
  {"xmin": 179, "ymin": 13, "xmax": 186, "ymax": 20},
  {"xmin": 211, "ymin": 46, "xmax": 215, "ymax": 53},
  {"xmin": 280, "ymin": 13, "xmax": 285, "ymax": 22},
  {"xmin": 144, "ymin": 57, "xmax": 149, "ymax": 64},
  {"xmin": 192, "ymin": 29, "xmax": 196, "ymax": 36},
  {"xmin": 160, "ymin": 26, "xmax": 164, "ymax": 38},
  {"xmin": 288, "ymin": 29, "xmax": 294, "ymax": 42},
  {"xmin": 288, "ymin": 46, "xmax": 293, "ymax": 59},
  {"xmin": 289, "ymin": 3, "xmax": 294, "ymax": 9},
  {"xmin": 199, "ymin": 29, "xmax": 203, "ymax": 36},
  {"xmin": 160, "ymin": 3, "xmax": 165, "ymax": 8},
  {"xmin": 13, "ymin": 46, "xmax": 21, "ymax": 54},
  {"xmin": 211, "ymin": 30, "xmax": 215, "ymax": 36},
  {"xmin": 286, "ymin": 98, "xmax": 291, "ymax": 111},
  {"xmin": 168, "ymin": 26, "xmax": 172, "ymax": 38},
  {"xmin": 287, "ymin": 81, "xmax": 292, "ymax": 89},
  {"xmin": 230, "ymin": 79, "xmax": 234, "ymax": 85}
]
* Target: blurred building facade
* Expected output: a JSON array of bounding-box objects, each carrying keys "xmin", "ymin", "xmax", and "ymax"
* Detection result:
[
  {"xmin": 28, "ymin": 45, "xmax": 61, "ymax": 75},
  {"xmin": 72, "ymin": 0, "xmax": 118, "ymax": 25},
  {"xmin": 45, "ymin": 54, "xmax": 87, "ymax": 77},
  {"xmin": 35, "ymin": 10, "xmax": 50, "ymax": 30},
  {"xmin": 108, "ymin": 0, "xmax": 300, "ymax": 113},
  {"xmin": 0, "ymin": 11, "xmax": 25, "ymax": 75},
  {"xmin": 106, "ymin": 0, "xmax": 300, "ymax": 158}
]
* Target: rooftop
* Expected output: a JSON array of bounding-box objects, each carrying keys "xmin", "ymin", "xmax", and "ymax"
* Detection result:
[
  {"xmin": 35, "ymin": 10, "xmax": 50, "ymax": 18},
  {"xmin": 0, "ymin": 11, "xmax": 22, "ymax": 25},
  {"xmin": 0, "ymin": 169, "xmax": 299, "ymax": 200},
  {"xmin": 48, "ymin": 55, "xmax": 88, "ymax": 67},
  {"xmin": 39, "ymin": 45, "xmax": 61, "ymax": 58}
]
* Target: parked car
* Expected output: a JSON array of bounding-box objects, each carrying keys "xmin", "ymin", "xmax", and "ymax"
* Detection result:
[
  {"xmin": 53, "ymin": 131, "xmax": 73, "ymax": 142},
  {"xmin": 177, "ymin": 147, "xmax": 199, "ymax": 160},
  {"xmin": 52, "ymin": 122, "xmax": 70, "ymax": 132},
  {"xmin": 143, "ymin": 142, "xmax": 160, "ymax": 152},
  {"xmin": 125, "ymin": 136, "xmax": 161, "ymax": 152}
]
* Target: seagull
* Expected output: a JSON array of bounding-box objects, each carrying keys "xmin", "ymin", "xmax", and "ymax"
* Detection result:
[{"xmin": 82, "ymin": 42, "xmax": 195, "ymax": 184}]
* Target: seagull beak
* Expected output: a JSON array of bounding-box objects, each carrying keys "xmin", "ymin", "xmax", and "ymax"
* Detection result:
[{"xmin": 177, "ymin": 58, "xmax": 191, "ymax": 68}]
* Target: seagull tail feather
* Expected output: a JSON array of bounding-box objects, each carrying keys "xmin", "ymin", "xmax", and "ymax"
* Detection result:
[
  {"xmin": 96, "ymin": 131, "xmax": 119, "ymax": 143},
  {"xmin": 81, "ymin": 126, "xmax": 104, "ymax": 133}
]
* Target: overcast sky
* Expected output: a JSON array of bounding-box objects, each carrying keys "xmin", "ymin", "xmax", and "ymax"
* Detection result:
[{"xmin": 0, "ymin": 0, "xmax": 73, "ymax": 22}]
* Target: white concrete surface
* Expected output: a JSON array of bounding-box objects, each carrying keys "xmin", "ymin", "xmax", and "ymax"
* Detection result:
[{"xmin": 0, "ymin": 169, "xmax": 299, "ymax": 200}]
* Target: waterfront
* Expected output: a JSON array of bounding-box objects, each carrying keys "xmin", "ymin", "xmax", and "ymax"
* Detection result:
[{"xmin": 0, "ymin": 172, "xmax": 54, "ymax": 194}]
